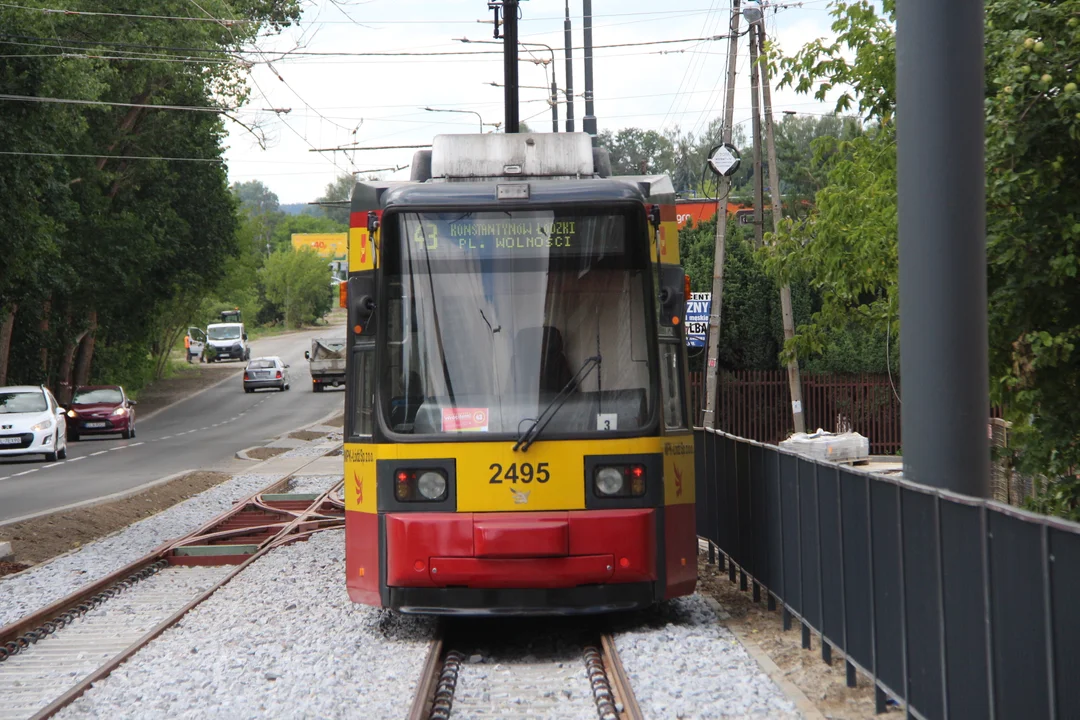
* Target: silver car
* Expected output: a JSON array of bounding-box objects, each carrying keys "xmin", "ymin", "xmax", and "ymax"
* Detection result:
[{"xmin": 243, "ymin": 356, "xmax": 290, "ymax": 393}]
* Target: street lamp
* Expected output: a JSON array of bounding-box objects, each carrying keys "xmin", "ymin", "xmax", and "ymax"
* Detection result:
[
  {"xmin": 421, "ymin": 107, "xmax": 500, "ymax": 133},
  {"xmin": 458, "ymin": 37, "xmax": 560, "ymax": 132}
]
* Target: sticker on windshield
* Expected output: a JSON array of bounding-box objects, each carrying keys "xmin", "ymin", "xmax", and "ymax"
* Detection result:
[
  {"xmin": 597, "ymin": 413, "xmax": 618, "ymax": 431},
  {"xmin": 442, "ymin": 408, "xmax": 489, "ymax": 432}
]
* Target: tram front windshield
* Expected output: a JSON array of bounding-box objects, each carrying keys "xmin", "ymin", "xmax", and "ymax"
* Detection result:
[{"xmin": 382, "ymin": 210, "xmax": 656, "ymax": 437}]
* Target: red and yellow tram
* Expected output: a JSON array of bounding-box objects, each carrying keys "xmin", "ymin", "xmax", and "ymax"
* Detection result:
[{"xmin": 342, "ymin": 132, "xmax": 696, "ymax": 614}]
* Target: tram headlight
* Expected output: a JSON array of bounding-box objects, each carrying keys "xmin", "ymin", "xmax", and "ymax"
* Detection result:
[
  {"xmin": 394, "ymin": 468, "xmax": 449, "ymax": 502},
  {"xmin": 595, "ymin": 467, "xmax": 625, "ymax": 496},
  {"xmin": 417, "ymin": 471, "xmax": 448, "ymax": 501},
  {"xmin": 594, "ymin": 464, "xmax": 647, "ymax": 498}
]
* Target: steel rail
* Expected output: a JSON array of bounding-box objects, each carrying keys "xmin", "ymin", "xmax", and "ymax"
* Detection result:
[{"xmin": 26, "ymin": 479, "xmax": 345, "ymax": 720}]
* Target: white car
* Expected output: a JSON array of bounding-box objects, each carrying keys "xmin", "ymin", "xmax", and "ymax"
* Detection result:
[{"xmin": 0, "ymin": 385, "xmax": 68, "ymax": 462}]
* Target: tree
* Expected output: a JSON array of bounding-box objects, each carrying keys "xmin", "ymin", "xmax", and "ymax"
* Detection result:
[
  {"xmin": 232, "ymin": 180, "xmax": 280, "ymax": 215},
  {"xmin": 768, "ymin": 0, "xmax": 1080, "ymax": 505},
  {"xmin": 598, "ymin": 128, "xmax": 677, "ymax": 177},
  {"xmin": 260, "ymin": 248, "xmax": 333, "ymax": 328},
  {"xmin": 309, "ymin": 173, "xmax": 354, "ymax": 225}
]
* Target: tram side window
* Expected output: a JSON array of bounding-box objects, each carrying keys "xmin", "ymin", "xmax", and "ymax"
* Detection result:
[
  {"xmin": 660, "ymin": 342, "xmax": 687, "ymax": 430},
  {"xmin": 351, "ymin": 345, "xmax": 374, "ymax": 438}
]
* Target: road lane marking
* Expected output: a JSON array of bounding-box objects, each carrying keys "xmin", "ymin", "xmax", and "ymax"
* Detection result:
[
  {"xmin": 161, "ymin": 436, "xmax": 172, "ymax": 440},
  {"xmin": 43, "ymin": 462, "xmax": 63, "ymax": 468},
  {"xmin": 90, "ymin": 451, "xmax": 107, "ymax": 456},
  {"xmin": 69, "ymin": 456, "xmax": 85, "ymax": 462},
  {"xmin": 14, "ymin": 469, "xmax": 38, "ymax": 476},
  {"xmin": 110, "ymin": 446, "xmax": 127, "ymax": 451},
  {"xmin": 130, "ymin": 442, "xmax": 144, "ymax": 447},
  {"xmin": 200, "ymin": 427, "xmax": 209, "ymax": 431}
]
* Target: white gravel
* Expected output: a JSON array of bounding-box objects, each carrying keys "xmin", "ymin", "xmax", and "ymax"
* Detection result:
[
  {"xmin": 0, "ymin": 474, "xmax": 280, "ymax": 628},
  {"xmin": 614, "ymin": 595, "xmax": 801, "ymax": 719},
  {"xmin": 286, "ymin": 474, "xmax": 342, "ymax": 496},
  {"xmin": 279, "ymin": 444, "xmax": 334, "ymax": 459},
  {"xmin": 56, "ymin": 529, "xmax": 435, "ymax": 720}
]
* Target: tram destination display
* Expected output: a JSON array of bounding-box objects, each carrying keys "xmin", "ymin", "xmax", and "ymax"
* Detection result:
[{"xmin": 402, "ymin": 212, "xmax": 627, "ymax": 259}]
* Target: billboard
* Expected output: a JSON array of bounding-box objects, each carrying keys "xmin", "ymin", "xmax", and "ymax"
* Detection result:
[
  {"xmin": 685, "ymin": 292, "xmax": 711, "ymax": 348},
  {"xmin": 292, "ymin": 233, "xmax": 347, "ymax": 259}
]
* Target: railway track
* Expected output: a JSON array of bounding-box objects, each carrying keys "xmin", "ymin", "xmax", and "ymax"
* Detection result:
[
  {"xmin": 408, "ymin": 619, "xmax": 643, "ymax": 720},
  {"xmin": 0, "ymin": 463, "xmax": 345, "ymax": 720}
]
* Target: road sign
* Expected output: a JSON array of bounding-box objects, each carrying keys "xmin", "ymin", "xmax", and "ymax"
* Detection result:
[{"xmin": 685, "ymin": 292, "xmax": 711, "ymax": 348}]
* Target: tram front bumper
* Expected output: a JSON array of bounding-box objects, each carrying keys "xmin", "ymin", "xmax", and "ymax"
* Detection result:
[{"xmin": 384, "ymin": 509, "xmax": 658, "ymax": 608}]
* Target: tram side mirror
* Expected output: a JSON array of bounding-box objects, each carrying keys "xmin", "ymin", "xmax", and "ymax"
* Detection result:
[
  {"xmin": 348, "ymin": 275, "xmax": 376, "ymax": 336},
  {"xmin": 658, "ymin": 265, "xmax": 686, "ymax": 328}
]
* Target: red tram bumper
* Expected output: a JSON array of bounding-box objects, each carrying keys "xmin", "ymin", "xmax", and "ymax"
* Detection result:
[{"xmin": 383, "ymin": 509, "xmax": 659, "ymax": 614}]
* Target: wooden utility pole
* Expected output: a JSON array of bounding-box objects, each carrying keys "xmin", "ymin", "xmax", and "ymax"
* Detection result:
[
  {"xmin": 702, "ymin": 0, "xmax": 741, "ymax": 430},
  {"xmin": 756, "ymin": 22, "xmax": 806, "ymax": 434}
]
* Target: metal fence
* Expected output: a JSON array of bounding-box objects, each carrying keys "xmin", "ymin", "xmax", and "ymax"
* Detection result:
[{"xmin": 695, "ymin": 426, "xmax": 1080, "ymax": 719}]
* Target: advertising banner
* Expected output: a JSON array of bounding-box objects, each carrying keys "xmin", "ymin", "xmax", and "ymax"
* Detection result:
[{"xmin": 685, "ymin": 292, "xmax": 711, "ymax": 348}]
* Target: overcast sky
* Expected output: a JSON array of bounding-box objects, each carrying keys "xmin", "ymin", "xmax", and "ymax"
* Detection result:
[{"xmin": 223, "ymin": 0, "xmax": 843, "ymax": 204}]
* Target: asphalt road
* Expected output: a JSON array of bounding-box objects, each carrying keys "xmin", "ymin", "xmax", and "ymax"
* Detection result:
[{"xmin": 0, "ymin": 327, "xmax": 346, "ymax": 523}]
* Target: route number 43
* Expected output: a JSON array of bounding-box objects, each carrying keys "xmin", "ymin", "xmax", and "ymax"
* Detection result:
[{"xmin": 489, "ymin": 462, "xmax": 550, "ymax": 484}]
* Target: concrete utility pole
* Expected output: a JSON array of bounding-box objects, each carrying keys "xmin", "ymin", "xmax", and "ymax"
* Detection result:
[
  {"xmin": 896, "ymin": 0, "xmax": 988, "ymax": 495},
  {"xmin": 702, "ymin": 0, "xmax": 741, "ymax": 431},
  {"xmin": 749, "ymin": 28, "xmax": 765, "ymax": 250},
  {"xmin": 757, "ymin": 22, "xmax": 806, "ymax": 435}
]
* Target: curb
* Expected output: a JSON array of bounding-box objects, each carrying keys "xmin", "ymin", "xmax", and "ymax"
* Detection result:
[{"xmin": 701, "ymin": 595, "xmax": 828, "ymax": 720}]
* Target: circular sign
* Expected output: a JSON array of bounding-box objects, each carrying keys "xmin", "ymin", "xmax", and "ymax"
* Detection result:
[{"xmin": 707, "ymin": 143, "xmax": 742, "ymax": 177}]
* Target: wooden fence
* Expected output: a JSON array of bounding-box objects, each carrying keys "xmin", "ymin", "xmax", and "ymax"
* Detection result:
[{"xmin": 690, "ymin": 370, "xmax": 903, "ymax": 455}]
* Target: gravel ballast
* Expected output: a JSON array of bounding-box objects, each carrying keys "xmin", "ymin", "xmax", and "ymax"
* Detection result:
[
  {"xmin": 0, "ymin": 473, "xmax": 279, "ymax": 628},
  {"xmin": 56, "ymin": 529, "xmax": 435, "ymax": 720},
  {"xmin": 286, "ymin": 474, "xmax": 342, "ymax": 496},
  {"xmin": 614, "ymin": 595, "xmax": 801, "ymax": 719}
]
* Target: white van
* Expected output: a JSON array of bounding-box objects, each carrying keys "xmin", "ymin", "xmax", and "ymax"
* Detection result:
[{"xmin": 206, "ymin": 322, "xmax": 250, "ymax": 362}]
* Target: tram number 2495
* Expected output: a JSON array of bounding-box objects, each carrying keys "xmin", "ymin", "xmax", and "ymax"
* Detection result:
[{"xmin": 489, "ymin": 462, "xmax": 551, "ymax": 484}]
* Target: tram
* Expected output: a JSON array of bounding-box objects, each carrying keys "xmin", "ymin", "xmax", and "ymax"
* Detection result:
[{"xmin": 342, "ymin": 132, "xmax": 696, "ymax": 614}]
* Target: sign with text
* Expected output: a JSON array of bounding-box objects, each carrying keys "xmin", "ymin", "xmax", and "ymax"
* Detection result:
[{"xmin": 685, "ymin": 292, "xmax": 711, "ymax": 348}]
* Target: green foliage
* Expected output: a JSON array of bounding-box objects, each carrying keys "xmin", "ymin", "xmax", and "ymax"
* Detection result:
[
  {"xmin": 0, "ymin": 0, "xmax": 302, "ymax": 394},
  {"xmin": 773, "ymin": 0, "xmax": 1080, "ymax": 504},
  {"xmin": 308, "ymin": 173, "xmax": 354, "ymax": 225},
  {"xmin": 260, "ymin": 248, "xmax": 333, "ymax": 328}
]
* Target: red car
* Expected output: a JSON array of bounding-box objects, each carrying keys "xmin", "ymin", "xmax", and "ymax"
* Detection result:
[{"xmin": 67, "ymin": 385, "xmax": 137, "ymax": 440}]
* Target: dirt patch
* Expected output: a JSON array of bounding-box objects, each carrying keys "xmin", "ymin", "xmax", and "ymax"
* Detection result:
[
  {"xmin": 289, "ymin": 430, "xmax": 326, "ymax": 442},
  {"xmin": 133, "ymin": 362, "xmax": 240, "ymax": 417},
  {"xmin": 325, "ymin": 413, "xmax": 344, "ymax": 428},
  {"xmin": 0, "ymin": 471, "xmax": 232, "ymax": 569},
  {"xmin": 243, "ymin": 446, "xmax": 287, "ymax": 461},
  {"xmin": 0, "ymin": 561, "xmax": 30, "ymax": 578},
  {"xmin": 697, "ymin": 547, "xmax": 893, "ymax": 719}
]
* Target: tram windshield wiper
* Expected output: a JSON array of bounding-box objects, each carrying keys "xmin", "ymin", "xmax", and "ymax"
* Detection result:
[{"xmin": 513, "ymin": 355, "xmax": 601, "ymax": 453}]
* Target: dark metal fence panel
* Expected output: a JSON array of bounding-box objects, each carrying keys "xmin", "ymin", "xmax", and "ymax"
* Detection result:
[
  {"xmin": 817, "ymin": 465, "xmax": 845, "ymax": 651},
  {"xmin": 938, "ymin": 500, "xmax": 991, "ymax": 720},
  {"xmin": 988, "ymin": 510, "xmax": 1051, "ymax": 719},
  {"xmin": 779, "ymin": 452, "xmax": 802, "ymax": 615},
  {"xmin": 841, "ymin": 472, "xmax": 875, "ymax": 672},
  {"xmin": 1050, "ymin": 527, "xmax": 1080, "ymax": 714},
  {"xmin": 694, "ymin": 427, "xmax": 1080, "ymax": 718},
  {"xmin": 749, "ymin": 444, "xmax": 771, "ymax": 588},
  {"xmin": 870, "ymin": 481, "xmax": 905, "ymax": 699},
  {"xmin": 900, "ymin": 488, "xmax": 945, "ymax": 720},
  {"xmin": 798, "ymin": 458, "xmax": 823, "ymax": 631},
  {"xmin": 763, "ymin": 447, "xmax": 784, "ymax": 592}
]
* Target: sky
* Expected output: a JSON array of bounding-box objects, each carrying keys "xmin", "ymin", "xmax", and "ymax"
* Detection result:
[{"xmin": 223, "ymin": 0, "xmax": 844, "ymax": 204}]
